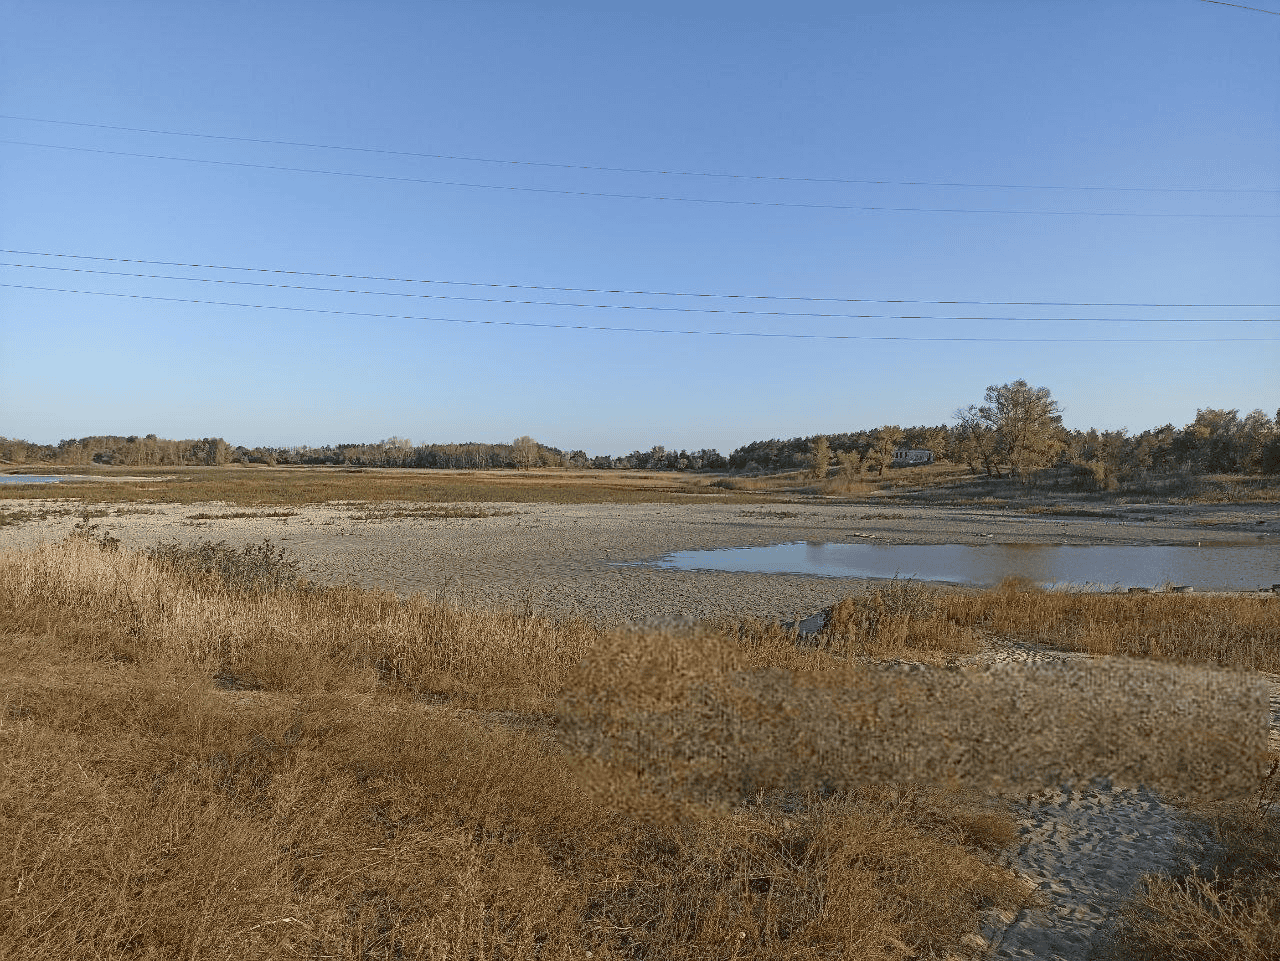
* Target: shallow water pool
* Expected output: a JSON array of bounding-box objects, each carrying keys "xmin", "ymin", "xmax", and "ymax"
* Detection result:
[{"xmin": 640, "ymin": 541, "xmax": 1279, "ymax": 591}]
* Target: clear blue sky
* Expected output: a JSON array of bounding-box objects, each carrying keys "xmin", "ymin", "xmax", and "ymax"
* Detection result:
[{"xmin": 2, "ymin": 0, "xmax": 1277, "ymax": 457}]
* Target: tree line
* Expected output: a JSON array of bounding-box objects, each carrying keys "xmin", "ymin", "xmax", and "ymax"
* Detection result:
[
  {"xmin": 3, "ymin": 381, "xmax": 1278, "ymax": 484},
  {"xmin": 729, "ymin": 383, "xmax": 1280, "ymax": 486}
]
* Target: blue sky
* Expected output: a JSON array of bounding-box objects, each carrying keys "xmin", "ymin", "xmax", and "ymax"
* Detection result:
[{"xmin": 2, "ymin": 0, "xmax": 1277, "ymax": 457}]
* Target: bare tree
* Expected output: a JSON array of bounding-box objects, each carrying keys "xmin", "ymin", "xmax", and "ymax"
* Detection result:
[{"xmin": 512, "ymin": 436, "xmax": 540, "ymax": 470}]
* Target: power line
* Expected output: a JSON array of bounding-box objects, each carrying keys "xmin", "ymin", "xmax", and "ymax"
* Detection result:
[
  {"xmin": 3, "ymin": 261, "xmax": 1274, "ymax": 323},
  {"xmin": 6, "ymin": 249, "xmax": 1277, "ymax": 309},
  {"xmin": 5, "ymin": 283, "xmax": 1277, "ymax": 343},
  {"xmin": 2, "ymin": 113, "xmax": 1275, "ymax": 195},
  {"xmin": 3, "ymin": 139, "xmax": 1275, "ymax": 219},
  {"xmin": 1196, "ymin": 0, "xmax": 1280, "ymax": 14}
]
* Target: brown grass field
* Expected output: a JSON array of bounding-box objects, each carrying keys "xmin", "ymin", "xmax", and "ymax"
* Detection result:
[
  {"xmin": 0, "ymin": 465, "xmax": 775, "ymax": 507},
  {"xmin": 5, "ymin": 461, "xmax": 1277, "ymax": 511},
  {"xmin": 0, "ymin": 462, "xmax": 1031, "ymax": 509},
  {"xmin": 1, "ymin": 521, "xmax": 1277, "ymax": 960}
]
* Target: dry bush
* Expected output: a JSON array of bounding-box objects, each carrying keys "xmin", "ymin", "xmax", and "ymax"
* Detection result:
[
  {"xmin": 1093, "ymin": 788, "xmax": 1280, "ymax": 961},
  {"xmin": 945, "ymin": 577, "xmax": 1280, "ymax": 673},
  {"xmin": 710, "ymin": 475, "xmax": 778, "ymax": 492},
  {"xmin": 146, "ymin": 538, "xmax": 309, "ymax": 595},
  {"xmin": 0, "ymin": 508, "xmax": 41, "ymax": 527},
  {"xmin": 821, "ymin": 579, "xmax": 982, "ymax": 662}
]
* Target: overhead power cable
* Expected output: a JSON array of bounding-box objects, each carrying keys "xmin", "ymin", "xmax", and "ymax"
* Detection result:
[
  {"xmin": 3, "ymin": 262, "xmax": 1274, "ymax": 323},
  {"xmin": 3, "ymin": 139, "xmax": 1275, "ymax": 219},
  {"xmin": 2, "ymin": 113, "xmax": 1275, "ymax": 194},
  {"xmin": 5, "ymin": 249, "xmax": 1277, "ymax": 309},
  {"xmin": 1196, "ymin": 0, "xmax": 1280, "ymax": 14},
  {"xmin": 5, "ymin": 283, "xmax": 1278, "ymax": 343}
]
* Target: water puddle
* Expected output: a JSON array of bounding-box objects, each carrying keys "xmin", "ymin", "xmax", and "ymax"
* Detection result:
[
  {"xmin": 641, "ymin": 541, "xmax": 1279, "ymax": 591},
  {"xmin": 0, "ymin": 475, "xmax": 82, "ymax": 485}
]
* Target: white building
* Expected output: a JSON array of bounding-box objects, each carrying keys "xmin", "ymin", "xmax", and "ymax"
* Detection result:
[{"xmin": 892, "ymin": 448, "xmax": 934, "ymax": 465}]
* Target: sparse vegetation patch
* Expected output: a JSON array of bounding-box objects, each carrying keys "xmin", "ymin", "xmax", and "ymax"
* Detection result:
[
  {"xmin": 346, "ymin": 503, "xmax": 521, "ymax": 521},
  {"xmin": 1023, "ymin": 505, "xmax": 1113, "ymax": 517},
  {"xmin": 186, "ymin": 510, "xmax": 299, "ymax": 520}
]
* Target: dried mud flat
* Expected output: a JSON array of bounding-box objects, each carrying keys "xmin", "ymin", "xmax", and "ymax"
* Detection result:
[
  {"xmin": 3, "ymin": 497, "xmax": 1276, "ymax": 625},
  {"xmin": 4, "ymin": 496, "xmax": 1279, "ymax": 961}
]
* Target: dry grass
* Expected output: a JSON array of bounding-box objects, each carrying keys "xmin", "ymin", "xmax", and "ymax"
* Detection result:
[
  {"xmin": 343, "ymin": 503, "xmax": 522, "ymax": 521},
  {"xmin": 187, "ymin": 510, "xmax": 299, "ymax": 520},
  {"xmin": 0, "ymin": 505, "xmax": 159, "ymax": 528},
  {"xmin": 815, "ymin": 578, "xmax": 1280, "ymax": 960},
  {"xmin": 708, "ymin": 464, "xmax": 973, "ymax": 501},
  {"xmin": 1022, "ymin": 505, "xmax": 1113, "ymax": 517},
  {"xmin": 0, "ymin": 466, "xmax": 776, "ymax": 508},
  {"xmin": 12, "ymin": 463, "xmax": 1272, "ymax": 515},
  {"xmin": 820, "ymin": 579, "xmax": 981, "ymax": 663},
  {"xmin": 942, "ymin": 577, "xmax": 1280, "ymax": 674},
  {"xmin": 810, "ymin": 464, "xmax": 975, "ymax": 500},
  {"xmin": 2, "ymin": 541, "xmax": 1275, "ymax": 960},
  {"xmin": 1155, "ymin": 474, "xmax": 1280, "ymax": 505},
  {"xmin": 1092, "ymin": 787, "xmax": 1280, "ymax": 961},
  {"xmin": 930, "ymin": 578, "xmax": 1280, "ymax": 959},
  {"xmin": 898, "ymin": 471, "xmax": 1280, "ymax": 509},
  {"xmin": 1, "ymin": 539, "xmax": 1037, "ymax": 960}
]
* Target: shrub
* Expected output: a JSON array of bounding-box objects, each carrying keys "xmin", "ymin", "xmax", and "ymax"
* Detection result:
[
  {"xmin": 821, "ymin": 578, "xmax": 979, "ymax": 660},
  {"xmin": 65, "ymin": 513, "xmax": 120, "ymax": 552},
  {"xmin": 145, "ymin": 538, "xmax": 308, "ymax": 595}
]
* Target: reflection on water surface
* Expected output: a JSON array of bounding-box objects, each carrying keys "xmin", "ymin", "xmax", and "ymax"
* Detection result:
[{"xmin": 642, "ymin": 541, "xmax": 1278, "ymax": 591}]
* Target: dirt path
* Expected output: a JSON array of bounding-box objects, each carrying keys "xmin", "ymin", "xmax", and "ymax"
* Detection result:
[{"xmin": 959, "ymin": 641, "xmax": 1276, "ymax": 960}]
